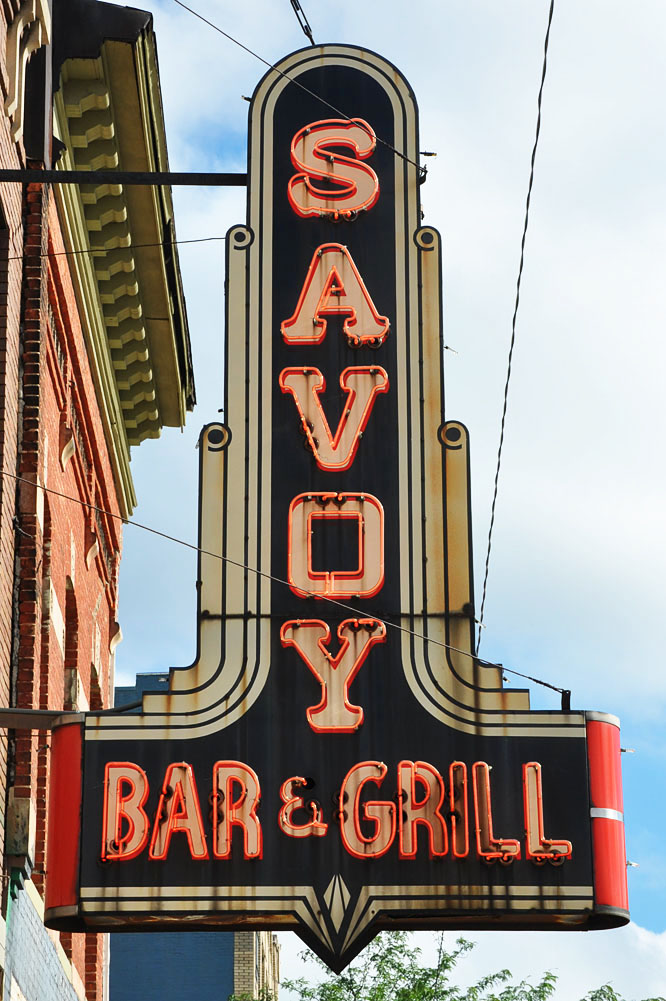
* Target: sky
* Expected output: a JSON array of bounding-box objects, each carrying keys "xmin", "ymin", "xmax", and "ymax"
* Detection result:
[{"xmin": 113, "ymin": 1, "xmax": 666, "ymax": 997}]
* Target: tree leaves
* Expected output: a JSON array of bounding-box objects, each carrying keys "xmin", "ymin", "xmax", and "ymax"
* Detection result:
[{"xmin": 278, "ymin": 932, "xmax": 665, "ymax": 1001}]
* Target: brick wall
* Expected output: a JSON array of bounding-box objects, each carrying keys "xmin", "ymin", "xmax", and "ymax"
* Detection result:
[
  {"xmin": 0, "ymin": 0, "xmax": 29, "ymax": 939},
  {"xmin": 0, "ymin": 3, "xmax": 119, "ymax": 989},
  {"xmin": 0, "ymin": 7, "xmax": 187, "ymax": 1001},
  {"xmin": 0, "ymin": 140, "xmax": 125, "ymax": 1001},
  {"xmin": 6, "ymin": 180, "xmax": 124, "ymax": 1000},
  {"xmin": 234, "ymin": 931, "xmax": 280, "ymax": 998},
  {"xmin": 3, "ymin": 879, "xmax": 81, "ymax": 1001}
]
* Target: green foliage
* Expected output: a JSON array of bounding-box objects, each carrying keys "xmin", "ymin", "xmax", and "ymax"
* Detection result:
[
  {"xmin": 280, "ymin": 931, "xmax": 665, "ymax": 1001},
  {"xmin": 582, "ymin": 993, "xmax": 665, "ymax": 1001},
  {"xmin": 229, "ymin": 991, "xmax": 275, "ymax": 1001}
]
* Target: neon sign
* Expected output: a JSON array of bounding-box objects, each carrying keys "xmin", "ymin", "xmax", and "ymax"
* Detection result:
[{"xmin": 46, "ymin": 45, "xmax": 629, "ymax": 973}]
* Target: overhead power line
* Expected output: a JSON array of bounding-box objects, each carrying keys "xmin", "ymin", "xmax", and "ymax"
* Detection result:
[
  {"xmin": 6, "ymin": 234, "xmax": 225, "ymax": 264},
  {"xmin": 0, "ymin": 169, "xmax": 246, "ymax": 186},
  {"xmin": 172, "ymin": 0, "xmax": 427, "ymax": 179},
  {"xmin": 1, "ymin": 468, "xmax": 571, "ymax": 704},
  {"xmin": 476, "ymin": 0, "xmax": 556, "ymax": 655},
  {"xmin": 4, "ymin": 6, "xmax": 566, "ymax": 702}
]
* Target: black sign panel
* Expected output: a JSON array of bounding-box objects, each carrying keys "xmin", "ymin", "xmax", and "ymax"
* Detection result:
[{"xmin": 45, "ymin": 46, "xmax": 629, "ymax": 971}]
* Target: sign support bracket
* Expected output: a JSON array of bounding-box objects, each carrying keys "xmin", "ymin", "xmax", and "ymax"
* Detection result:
[{"xmin": 0, "ymin": 169, "xmax": 247, "ymax": 186}]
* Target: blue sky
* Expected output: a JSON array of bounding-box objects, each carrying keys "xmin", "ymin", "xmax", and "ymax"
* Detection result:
[{"xmin": 113, "ymin": 1, "xmax": 666, "ymax": 996}]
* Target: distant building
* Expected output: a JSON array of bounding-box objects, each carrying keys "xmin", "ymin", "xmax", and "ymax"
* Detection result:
[
  {"xmin": 110, "ymin": 928, "xmax": 280, "ymax": 1001},
  {"xmin": 110, "ymin": 676, "xmax": 280, "ymax": 1001},
  {"xmin": 0, "ymin": 0, "xmax": 194, "ymax": 999},
  {"xmin": 234, "ymin": 932, "xmax": 280, "ymax": 999}
]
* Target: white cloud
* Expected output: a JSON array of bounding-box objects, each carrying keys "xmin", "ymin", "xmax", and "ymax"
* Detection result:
[
  {"xmin": 278, "ymin": 923, "xmax": 666, "ymax": 1001},
  {"xmin": 451, "ymin": 923, "xmax": 666, "ymax": 1000}
]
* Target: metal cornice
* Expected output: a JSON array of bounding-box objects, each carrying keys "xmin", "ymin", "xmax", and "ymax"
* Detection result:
[
  {"xmin": 140, "ymin": 29, "xmax": 195, "ymax": 416},
  {"xmin": 50, "ymin": 21, "xmax": 196, "ymax": 509},
  {"xmin": 53, "ymin": 90, "xmax": 136, "ymax": 517},
  {"xmin": 60, "ymin": 55, "xmax": 162, "ymax": 445}
]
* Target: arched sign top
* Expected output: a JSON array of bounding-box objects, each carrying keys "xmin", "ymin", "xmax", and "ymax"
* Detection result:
[{"xmin": 248, "ymin": 44, "xmax": 422, "ymax": 241}]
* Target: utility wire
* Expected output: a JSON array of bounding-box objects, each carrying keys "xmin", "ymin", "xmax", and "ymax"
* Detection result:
[
  {"xmin": 476, "ymin": 0, "xmax": 556, "ymax": 656},
  {"xmin": 2, "ymin": 10, "xmax": 564, "ymax": 695},
  {"xmin": 2, "ymin": 468, "xmax": 570, "ymax": 700},
  {"xmin": 172, "ymin": 0, "xmax": 426, "ymax": 179},
  {"xmin": 289, "ymin": 0, "xmax": 315, "ymax": 46},
  {"xmin": 6, "ymin": 235, "xmax": 225, "ymax": 264}
]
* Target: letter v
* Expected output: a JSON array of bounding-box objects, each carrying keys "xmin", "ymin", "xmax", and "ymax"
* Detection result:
[
  {"xmin": 280, "ymin": 618, "xmax": 386, "ymax": 732},
  {"xmin": 280, "ymin": 366, "xmax": 389, "ymax": 471}
]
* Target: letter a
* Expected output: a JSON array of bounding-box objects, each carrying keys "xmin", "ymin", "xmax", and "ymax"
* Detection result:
[
  {"xmin": 280, "ymin": 618, "xmax": 386, "ymax": 732},
  {"xmin": 279, "ymin": 366, "xmax": 389, "ymax": 471},
  {"xmin": 149, "ymin": 762, "xmax": 209, "ymax": 861},
  {"xmin": 281, "ymin": 243, "xmax": 389, "ymax": 347}
]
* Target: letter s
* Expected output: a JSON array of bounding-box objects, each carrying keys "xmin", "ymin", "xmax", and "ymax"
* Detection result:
[{"xmin": 288, "ymin": 118, "xmax": 380, "ymax": 220}]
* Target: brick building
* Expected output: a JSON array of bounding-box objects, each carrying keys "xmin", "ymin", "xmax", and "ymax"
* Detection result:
[
  {"xmin": 234, "ymin": 932, "xmax": 280, "ymax": 999},
  {"xmin": 110, "ymin": 927, "xmax": 280, "ymax": 1001},
  {"xmin": 0, "ymin": 1, "xmax": 194, "ymax": 999}
]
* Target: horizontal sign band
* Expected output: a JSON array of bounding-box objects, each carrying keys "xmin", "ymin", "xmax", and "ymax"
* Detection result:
[
  {"xmin": 80, "ymin": 883, "xmax": 594, "ymax": 901},
  {"xmin": 585, "ymin": 711, "xmax": 621, "ymax": 728},
  {"xmin": 590, "ymin": 808, "xmax": 624, "ymax": 823}
]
